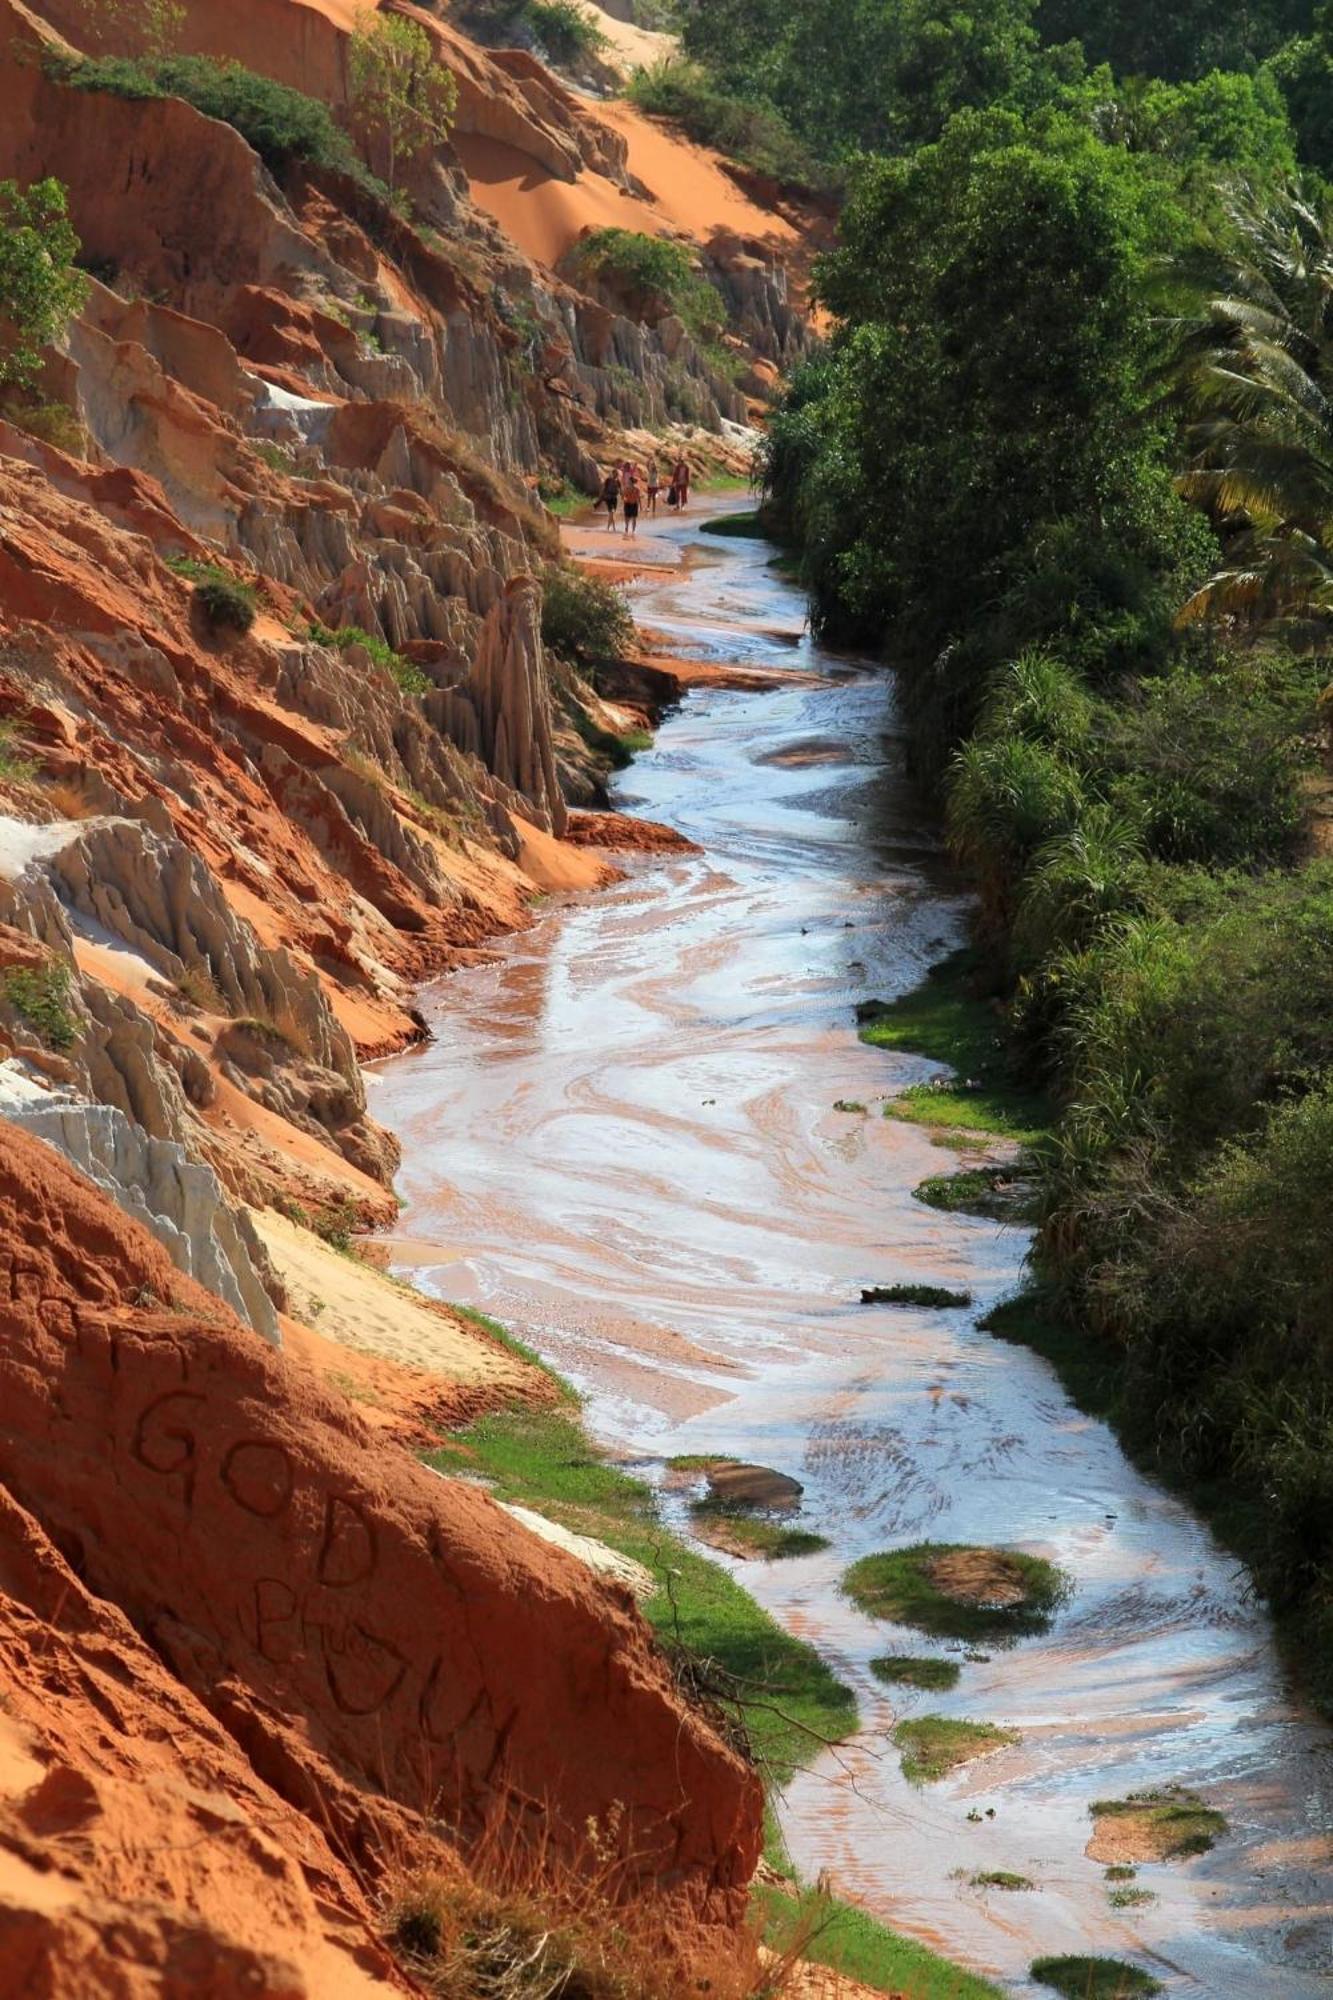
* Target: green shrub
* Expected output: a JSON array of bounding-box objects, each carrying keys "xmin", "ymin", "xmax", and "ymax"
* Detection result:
[
  {"xmin": 0, "ymin": 720, "xmax": 38, "ymax": 783},
  {"xmin": 167, "ymin": 557, "xmax": 257, "ymax": 634},
  {"xmin": 52, "ymin": 53, "xmax": 387, "ymax": 198},
  {"xmin": 0, "ymin": 178, "xmax": 88, "ymax": 392},
  {"xmin": 526, "ymin": 0, "xmax": 607, "ymax": 62},
  {"xmin": 566, "ymin": 228, "xmax": 727, "ymax": 345},
  {"xmin": 947, "ymin": 736, "xmax": 1087, "ymax": 930},
  {"xmin": 307, "ymin": 621, "xmax": 430, "ymax": 695},
  {"xmin": 627, "ymin": 58, "xmax": 829, "ymax": 191},
  {"xmin": 1100, "ymin": 654, "xmax": 1318, "ymax": 869},
  {"xmin": 541, "ymin": 564, "xmax": 633, "ymax": 679},
  {"xmin": 3, "ymin": 399, "xmax": 87, "ymax": 454},
  {"xmin": 1, "ymin": 962, "xmax": 76, "ymax": 1049}
]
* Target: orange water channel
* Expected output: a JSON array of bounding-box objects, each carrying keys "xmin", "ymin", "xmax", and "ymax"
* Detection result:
[{"xmin": 375, "ymin": 505, "xmax": 1333, "ymax": 1995}]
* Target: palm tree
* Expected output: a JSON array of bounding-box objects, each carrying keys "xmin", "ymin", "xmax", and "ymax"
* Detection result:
[{"xmin": 1174, "ymin": 185, "xmax": 1333, "ymax": 641}]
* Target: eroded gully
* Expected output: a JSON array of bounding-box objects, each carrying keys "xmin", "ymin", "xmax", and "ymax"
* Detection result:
[{"xmin": 374, "ymin": 503, "xmax": 1333, "ymax": 1996}]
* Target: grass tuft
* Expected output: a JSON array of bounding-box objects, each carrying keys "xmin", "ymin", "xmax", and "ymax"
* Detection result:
[
  {"xmin": 1089, "ymin": 1789, "xmax": 1227, "ymax": 1860},
  {"xmin": 971, "ymin": 1870, "xmax": 1034, "ymax": 1891},
  {"xmin": 868, "ymin": 1654, "xmax": 961, "ymax": 1692},
  {"xmin": 913, "ymin": 1164, "xmax": 1038, "ymax": 1220}
]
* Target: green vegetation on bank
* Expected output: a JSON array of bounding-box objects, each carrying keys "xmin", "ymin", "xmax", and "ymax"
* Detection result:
[
  {"xmin": 425, "ymin": 1391, "xmax": 998, "ymax": 1994},
  {"xmin": 760, "ymin": 0, "xmax": 1333, "ymax": 1714},
  {"xmin": 424, "ymin": 1407, "xmax": 856, "ymax": 1785},
  {"xmin": 627, "ymin": 58, "xmax": 829, "ymax": 193},
  {"xmin": 755, "ymin": 1885, "xmax": 1004, "ymax": 1999},
  {"xmin": 52, "ymin": 53, "xmax": 383, "ymax": 190},
  {"xmin": 857, "ymin": 952, "xmax": 1051, "ymax": 1143}
]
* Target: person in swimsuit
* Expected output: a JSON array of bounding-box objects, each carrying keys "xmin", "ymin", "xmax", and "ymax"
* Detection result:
[
  {"xmin": 622, "ymin": 467, "xmax": 641, "ymax": 536},
  {"xmin": 600, "ymin": 466, "xmax": 621, "ymax": 531},
  {"xmin": 671, "ymin": 456, "xmax": 690, "ymax": 511},
  {"xmin": 646, "ymin": 456, "xmax": 661, "ymax": 515}
]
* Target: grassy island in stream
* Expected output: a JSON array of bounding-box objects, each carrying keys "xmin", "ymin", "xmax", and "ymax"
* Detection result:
[{"xmin": 425, "ymin": 1396, "xmax": 1002, "ymax": 1996}]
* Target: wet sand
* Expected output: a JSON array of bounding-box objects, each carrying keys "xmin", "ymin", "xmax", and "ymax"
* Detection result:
[{"xmin": 375, "ymin": 508, "xmax": 1333, "ymax": 1995}]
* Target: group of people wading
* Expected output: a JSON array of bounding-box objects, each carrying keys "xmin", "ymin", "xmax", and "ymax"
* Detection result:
[{"xmin": 598, "ymin": 455, "xmax": 690, "ymax": 533}]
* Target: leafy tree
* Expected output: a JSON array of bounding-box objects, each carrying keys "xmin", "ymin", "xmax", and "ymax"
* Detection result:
[
  {"xmin": 1035, "ymin": 0, "xmax": 1309, "ymax": 83},
  {"xmin": 681, "ymin": 0, "xmax": 1052, "ymax": 157},
  {"xmin": 347, "ymin": 12, "xmax": 457, "ymax": 196},
  {"xmin": 766, "ymin": 110, "xmax": 1211, "ymax": 763},
  {"xmin": 0, "ymin": 179, "xmax": 88, "ymax": 392},
  {"xmin": 1267, "ymin": 5, "xmax": 1333, "ymax": 172},
  {"xmin": 1096, "ymin": 70, "xmax": 1297, "ymax": 193}
]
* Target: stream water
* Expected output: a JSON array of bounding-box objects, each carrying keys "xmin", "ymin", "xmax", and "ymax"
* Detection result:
[{"xmin": 375, "ymin": 506, "xmax": 1333, "ymax": 1997}]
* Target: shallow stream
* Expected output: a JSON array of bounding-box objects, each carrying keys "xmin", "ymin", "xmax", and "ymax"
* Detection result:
[{"xmin": 375, "ymin": 505, "xmax": 1333, "ymax": 1996}]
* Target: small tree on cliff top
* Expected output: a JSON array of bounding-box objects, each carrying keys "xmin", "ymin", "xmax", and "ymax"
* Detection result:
[
  {"xmin": 0, "ymin": 179, "xmax": 88, "ymax": 392},
  {"xmin": 348, "ymin": 12, "xmax": 457, "ymax": 199}
]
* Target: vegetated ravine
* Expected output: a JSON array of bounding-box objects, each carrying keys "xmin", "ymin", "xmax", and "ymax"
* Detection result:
[{"xmin": 374, "ymin": 507, "xmax": 1333, "ymax": 1997}]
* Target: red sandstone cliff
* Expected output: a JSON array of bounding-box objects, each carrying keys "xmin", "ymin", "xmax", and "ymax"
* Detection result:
[
  {"xmin": 0, "ymin": 1123, "xmax": 763, "ymax": 1992},
  {"xmin": 0, "ymin": 0, "xmax": 809, "ymax": 1979}
]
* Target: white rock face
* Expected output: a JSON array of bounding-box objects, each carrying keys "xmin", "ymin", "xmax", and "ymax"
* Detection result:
[{"xmin": 0, "ymin": 1064, "xmax": 279, "ymax": 1344}]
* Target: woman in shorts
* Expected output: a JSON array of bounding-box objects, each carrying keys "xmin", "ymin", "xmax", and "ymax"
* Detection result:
[{"xmin": 600, "ymin": 466, "xmax": 621, "ymax": 531}]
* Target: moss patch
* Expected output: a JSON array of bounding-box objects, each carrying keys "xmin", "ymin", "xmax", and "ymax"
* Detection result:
[
  {"xmin": 869, "ymin": 1655, "xmax": 961, "ymax": 1693},
  {"xmin": 843, "ymin": 1542, "xmax": 1069, "ymax": 1643},
  {"xmin": 1031, "ymin": 1958, "xmax": 1162, "ymax": 1999},
  {"xmin": 1088, "ymin": 1790, "xmax": 1227, "ymax": 1863},
  {"xmin": 425, "ymin": 1410, "xmax": 855, "ymax": 1784},
  {"xmin": 893, "ymin": 1715, "xmax": 1018, "ymax": 1784},
  {"xmin": 971, "ymin": 1870, "xmax": 1034, "ymax": 1891}
]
